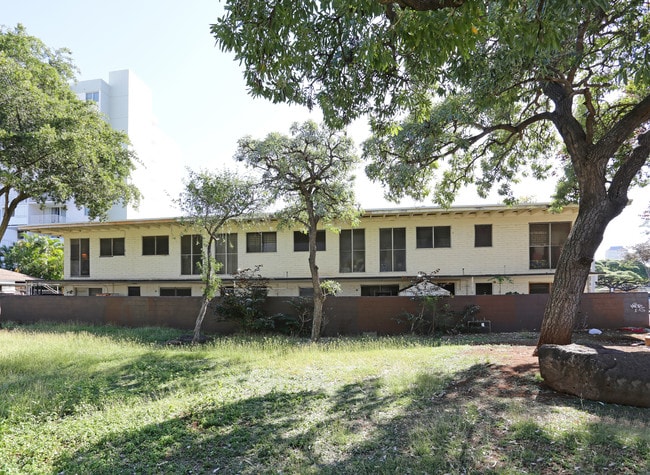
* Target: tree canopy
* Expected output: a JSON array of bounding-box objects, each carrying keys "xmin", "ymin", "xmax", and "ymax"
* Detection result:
[
  {"xmin": 236, "ymin": 121, "xmax": 360, "ymax": 340},
  {"xmin": 176, "ymin": 168, "xmax": 268, "ymax": 342},
  {"xmin": 0, "ymin": 233, "xmax": 63, "ymax": 280},
  {"xmin": 595, "ymin": 258, "xmax": 649, "ymax": 292},
  {"xmin": 213, "ymin": 0, "xmax": 649, "ymax": 204},
  {"xmin": 213, "ymin": 0, "xmax": 650, "ymax": 349},
  {"xmin": 0, "ymin": 25, "xmax": 140, "ymax": 242}
]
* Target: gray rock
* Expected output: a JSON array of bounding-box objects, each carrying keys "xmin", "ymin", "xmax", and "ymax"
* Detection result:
[{"xmin": 538, "ymin": 344, "xmax": 650, "ymax": 408}]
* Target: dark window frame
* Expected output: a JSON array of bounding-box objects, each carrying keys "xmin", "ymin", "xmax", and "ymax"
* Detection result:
[
  {"xmin": 246, "ymin": 232, "xmax": 277, "ymax": 253},
  {"xmin": 215, "ymin": 233, "xmax": 238, "ymax": 274},
  {"xmin": 100, "ymin": 237, "xmax": 125, "ymax": 257},
  {"xmin": 416, "ymin": 226, "xmax": 451, "ymax": 248},
  {"xmin": 181, "ymin": 234, "xmax": 203, "ymax": 275},
  {"xmin": 379, "ymin": 227, "xmax": 406, "ymax": 272},
  {"xmin": 474, "ymin": 224, "xmax": 493, "ymax": 247},
  {"xmin": 529, "ymin": 222, "xmax": 571, "ymax": 270},
  {"xmin": 70, "ymin": 238, "xmax": 90, "ymax": 277},
  {"xmin": 160, "ymin": 287, "xmax": 192, "ymax": 296},
  {"xmin": 293, "ymin": 230, "xmax": 326, "ymax": 252},
  {"xmin": 339, "ymin": 229, "xmax": 365, "ymax": 273},
  {"xmin": 475, "ymin": 283, "xmax": 493, "ymax": 295},
  {"xmin": 142, "ymin": 235, "xmax": 169, "ymax": 256}
]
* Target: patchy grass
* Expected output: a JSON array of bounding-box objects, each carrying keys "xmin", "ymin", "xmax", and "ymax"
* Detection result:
[{"xmin": 0, "ymin": 324, "xmax": 648, "ymax": 474}]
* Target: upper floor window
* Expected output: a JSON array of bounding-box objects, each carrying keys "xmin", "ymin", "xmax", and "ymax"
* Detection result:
[
  {"xmin": 380, "ymin": 228, "xmax": 406, "ymax": 272},
  {"xmin": 181, "ymin": 234, "xmax": 203, "ymax": 275},
  {"xmin": 339, "ymin": 229, "xmax": 365, "ymax": 273},
  {"xmin": 246, "ymin": 232, "xmax": 277, "ymax": 253},
  {"xmin": 85, "ymin": 91, "xmax": 99, "ymax": 102},
  {"xmin": 70, "ymin": 238, "xmax": 90, "ymax": 277},
  {"xmin": 216, "ymin": 233, "xmax": 238, "ymax": 275},
  {"xmin": 294, "ymin": 230, "xmax": 326, "ymax": 252},
  {"xmin": 100, "ymin": 238, "xmax": 125, "ymax": 257},
  {"xmin": 474, "ymin": 224, "xmax": 492, "ymax": 247},
  {"xmin": 416, "ymin": 226, "xmax": 451, "ymax": 248},
  {"xmin": 143, "ymin": 236, "xmax": 169, "ymax": 255},
  {"xmin": 529, "ymin": 222, "xmax": 571, "ymax": 269}
]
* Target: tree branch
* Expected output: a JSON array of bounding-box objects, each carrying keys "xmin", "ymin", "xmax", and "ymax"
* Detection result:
[{"xmin": 378, "ymin": 0, "xmax": 466, "ymax": 10}]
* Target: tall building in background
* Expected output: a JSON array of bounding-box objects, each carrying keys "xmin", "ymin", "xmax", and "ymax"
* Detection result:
[
  {"xmin": 3, "ymin": 70, "xmax": 180, "ymax": 247},
  {"xmin": 604, "ymin": 245, "xmax": 627, "ymax": 260}
]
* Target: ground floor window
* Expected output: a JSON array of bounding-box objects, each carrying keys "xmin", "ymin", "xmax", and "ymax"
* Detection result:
[
  {"xmin": 89, "ymin": 288, "xmax": 103, "ymax": 296},
  {"xmin": 160, "ymin": 288, "xmax": 192, "ymax": 296},
  {"xmin": 529, "ymin": 283, "xmax": 551, "ymax": 294},
  {"xmin": 299, "ymin": 287, "xmax": 314, "ymax": 297},
  {"xmin": 361, "ymin": 285, "xmax": 400, "ymax": 296},
  {"xmin": 475, "ymin": 283, "xmax": 493, "ymax": 295},
  {"xmin": 128, "ymin": 286, "xmax": 141, "ymax": 296}
]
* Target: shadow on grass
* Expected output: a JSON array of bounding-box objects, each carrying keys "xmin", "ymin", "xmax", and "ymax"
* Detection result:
[
  {"xmin": 48, "ymin": 358, "xmax": 650, "ymax": 475},
  {"xmin": 0, "ymin": 350, "xmax": 229, "ymax": 421}
]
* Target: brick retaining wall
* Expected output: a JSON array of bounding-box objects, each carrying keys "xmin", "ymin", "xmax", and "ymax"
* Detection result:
[{"xmin": 1, "ymin": 293, "xmax": 647, "ymax": 335}]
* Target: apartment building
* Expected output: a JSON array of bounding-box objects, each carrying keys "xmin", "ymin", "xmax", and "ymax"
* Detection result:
[{"xmin": 21, "ymin": 203, "xmax": 584, "ymax": 297}]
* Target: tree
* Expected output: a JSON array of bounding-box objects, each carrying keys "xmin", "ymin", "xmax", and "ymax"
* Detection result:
[
  {"xmin": 0, "ymin": 233, "xmax": 63, "ymax": 280},
  {"xmin": 235, "ymin": 121, "xmax": 360, "ymax": 341},
  {"xmin": 0, "ymin": 25, "xmax": 140, "ymax": 242},
  {"xmin": 213, "ymin": 1, "xmax": 650, "ymax": 350},
  {"xmin": 595, "ymin": 259, "xmax": 649, "ymax": 292},
  {"xmin": 176, "ymin": 169, "xmax": 267, "ymax": 343}
]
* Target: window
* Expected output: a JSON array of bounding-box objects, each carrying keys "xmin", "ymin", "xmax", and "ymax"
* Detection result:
[
  {"xmin": 89, "ymin": 288, "xmax": 103, "ymax": 296},
  {"xmin": 361, "ymin": 285, "xmax": 399, "ymax": 296},
  {"xmin": 476, "ymin": 283, "xmax": 493, "ymax": 295},
  {"xmin": 380, "ymin": 228, "xmax": 406, "ymax": 272},
  {"xmin": 294, "ymin": 230, "xmax": 326, "ymax": 252},
  {"xmin": 181, "ymin": 234, "xmax": 202, "ymax": 275},
  {"xmin": 70, "ymin": 238, "xmax": 90, "ymax": 276},
  {"xmin": 246, "ymin": 232, "xmax": 277, "ymax": 253},
  {"xmin": 299, "ymin": 287, "xmax": 314, "ymax": 297},
  {"xmin": 100, "ymin": 238, "xmax": 125, "ymax": 257},
  {"xmin": 529, "ymin": 283, "xmax": 551, "ymax": 294},
  {"xmin": 216, "ymin": 233, "xmax": 238, "ymax": 274},
  {"xmin": 475, "ymin": 225, "xmax": 492, "ymax": 247},
  {"xmin": 160, "ymin": 288, "xmax": 192, "ymax": 296},
  {"xmin": 49, "ymin": 206, "xmax": 66, "ymax": 223},
  {"xmin": 339, "ymin": 229, "xmax": 365, "ymax": 272},
  {"xmin": 529, "ymin": 222, "xmax": 571, "ymax": 269},
  {"xmin": 416, "ymin": 226, "xmax": 451, "ymax": 248},
  {"xmin": 143, "ymin": 236, "xmax": 169, "ymax": 255},
  {"xmin": 85, "ymin": 91, "xmax": 99, "ymax": 102},
  {"xmin": 128, "ymin": 286, "xmax": 141, "ymax": 296}
]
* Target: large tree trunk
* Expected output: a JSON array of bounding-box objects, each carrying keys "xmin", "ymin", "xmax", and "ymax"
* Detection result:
[{"xmin": 535, "ymin": 198, "xmax": 626, "ymax": 352}]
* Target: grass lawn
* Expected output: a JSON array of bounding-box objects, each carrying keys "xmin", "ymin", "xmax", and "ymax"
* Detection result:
[{"xmin": 0, "ymin": 323, "xmax": 648, "ymax": 474}]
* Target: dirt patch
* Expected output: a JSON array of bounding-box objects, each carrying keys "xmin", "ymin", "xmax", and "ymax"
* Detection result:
[{"xmin": 440, "ymin": 330, "xmax": 649, "ymax": 403}]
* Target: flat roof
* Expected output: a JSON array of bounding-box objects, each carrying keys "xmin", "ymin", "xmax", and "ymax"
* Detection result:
[{"xmin": 20, "ymin": 203, "xmax": 577, "ymax": 236}]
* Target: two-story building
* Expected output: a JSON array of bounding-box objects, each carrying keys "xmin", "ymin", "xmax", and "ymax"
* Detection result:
[{"xmin": 20, "ymin": 203, "xmax": 583, "ymax": 297}]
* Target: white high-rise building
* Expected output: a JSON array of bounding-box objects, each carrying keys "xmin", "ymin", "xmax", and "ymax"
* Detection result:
[{"xmin": 3, "ymin": 69, "xmax": 180, "ymax": 247}]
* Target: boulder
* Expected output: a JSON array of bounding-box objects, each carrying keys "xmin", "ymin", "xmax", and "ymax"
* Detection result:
[{"xmin": 538, "ymin": 344, "xmax": 650, "ymax": 408}]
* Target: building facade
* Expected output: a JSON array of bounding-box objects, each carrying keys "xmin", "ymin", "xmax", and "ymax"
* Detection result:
[{"xmin": 21, "ymin": 203, "xmax": 588, "ymax": 297}]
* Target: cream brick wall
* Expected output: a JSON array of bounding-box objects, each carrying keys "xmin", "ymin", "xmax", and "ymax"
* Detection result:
[{"xmin": 32, "ymin": 204, "xmax": 579, "ymax": 297}]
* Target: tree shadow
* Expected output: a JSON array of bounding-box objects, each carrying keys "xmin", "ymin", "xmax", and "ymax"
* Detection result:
[
  {"xmin": 37, "ymin": 359, "xmax": 650, "ymax": 474},
  {"xmin": 0, "ymin": 350, "xmax": 231, "ymax": 420}
]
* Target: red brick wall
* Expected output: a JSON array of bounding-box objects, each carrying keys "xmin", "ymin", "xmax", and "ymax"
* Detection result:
[{"xmin": 1, "ymin": 293, "xmax": 647, "ymax": 334}]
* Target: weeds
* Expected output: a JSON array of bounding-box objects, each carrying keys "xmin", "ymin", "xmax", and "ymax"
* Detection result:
[{"xmin": 0, "ymin": 324, "xmax": 648, "ymax": 474}]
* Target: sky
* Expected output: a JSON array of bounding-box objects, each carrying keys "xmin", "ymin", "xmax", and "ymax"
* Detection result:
[{"xmin": 2, "ymin": 0, "xmax": 648, "ymax": 258}]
